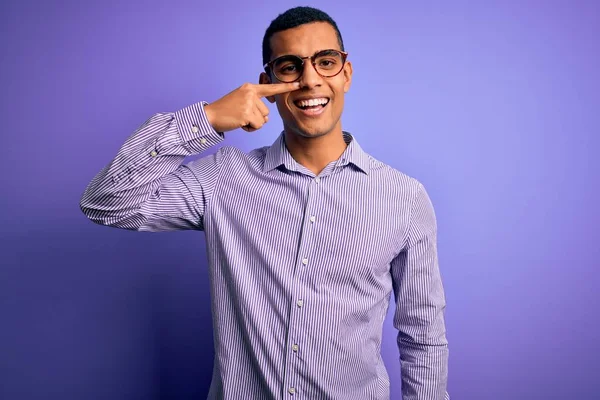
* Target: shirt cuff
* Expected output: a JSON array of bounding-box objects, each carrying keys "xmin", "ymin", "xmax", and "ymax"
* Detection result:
[{"xmin": 174, "ymin": 101, "xmax": 224, "ymax": 153}]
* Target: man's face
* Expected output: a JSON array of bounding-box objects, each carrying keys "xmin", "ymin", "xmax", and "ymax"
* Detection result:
[{"xmin": 260, "ymin": 22, "xmax": 352, "ymax": 139}]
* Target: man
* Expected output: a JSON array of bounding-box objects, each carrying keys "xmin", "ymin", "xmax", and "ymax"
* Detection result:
[{"xmin": 80, "ymin": 6, "xmax": 449, "ymax": 400}]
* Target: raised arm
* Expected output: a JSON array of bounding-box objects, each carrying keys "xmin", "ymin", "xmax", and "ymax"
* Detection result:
[
  {"xmin": 80, "ymin": 101, "xmax": 226, "ymax": 231},
  {"xmin": 80, "ymin": 82, "xmax": 301, "ymax": 232},
  {"xmin": 391, "ymin": 183, "xmax": 449, "ymax": 400}
]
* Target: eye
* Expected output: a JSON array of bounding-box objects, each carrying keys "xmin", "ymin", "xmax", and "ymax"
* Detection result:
[
  {"xmin": 318, "ymin": 58, "xmax": 338, "ymax": 69},
  {"xmin": 281, "ymin": 64, "xmax": 298, "ymax": 72},
  {"xmin": 275, "ymin": 61, "xmax": 301, "ymax": 75}
]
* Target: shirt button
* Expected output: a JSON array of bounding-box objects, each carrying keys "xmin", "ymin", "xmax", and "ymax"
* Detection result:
[
  {"xmin": 314, "ymin": 177, "xmax": 320, "ymax": 183},
  {"xmin": 292, "ymin": 344, "xmax": 299, "ymax": 352},
  {"xmin": 150, "ymin": 150, "xmax": 158, "ymax": 157},
  {"xmin": 200, "ymin": 138, "xmax": 207, "ymax": 144},
  {"xmin": 288, "ymin": 387, "xmax": 296, "ymax": 395},
  {"xmin": 309, "ymin": 215, "xmax": 316, "ymax": 223},
  {"xmin": 191, "ymin": 125, "xmax": 199, "ymax": 133},
  {"xmin": 301, "ymin": 258, "xmax": 308, "ymax": 266},
  {"xmin": 296, "ymin": 299, "xmax": 304, "ymax": 308}
]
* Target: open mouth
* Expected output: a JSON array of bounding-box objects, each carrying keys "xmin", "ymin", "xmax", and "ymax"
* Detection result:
[{"xmin": 293, "ymin": 97, "xmax": 330, "ymax": 115}]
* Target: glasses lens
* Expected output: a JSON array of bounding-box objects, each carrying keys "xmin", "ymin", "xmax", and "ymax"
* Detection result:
[
  {"xmin": 272, "ymin": 55, "xmax": 304, "ymax": 82},
  {"xmin": 313, "ymin": 50, "xmax": 344, "ymax": 77},
  {"xmin": 269, "ymin": 50, "xmax": 346, "ymax": 82}
]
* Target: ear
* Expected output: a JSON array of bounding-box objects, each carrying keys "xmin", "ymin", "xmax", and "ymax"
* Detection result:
[
  {"xmin": 343, "ymin": 61, "xmax": 353, "ymax": 93},
  {"xmin": 259, "ymin": 72, "xmax": 276, "ymax": 103}
]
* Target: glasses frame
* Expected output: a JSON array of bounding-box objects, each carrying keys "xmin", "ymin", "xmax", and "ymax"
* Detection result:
[{"xmin": 263, "ymin": 49, "xmax": 349, "ymax": 83}]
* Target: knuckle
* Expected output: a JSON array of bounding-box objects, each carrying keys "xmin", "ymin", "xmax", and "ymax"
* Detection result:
[{"xmin": 241, "ymin": 82, "xmax": 256, "ymax": 95}]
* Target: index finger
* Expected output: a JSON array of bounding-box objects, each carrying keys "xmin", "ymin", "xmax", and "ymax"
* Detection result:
[{"xmin": 255, "ymin": 82, "xmax": 300, "ymax": 97}]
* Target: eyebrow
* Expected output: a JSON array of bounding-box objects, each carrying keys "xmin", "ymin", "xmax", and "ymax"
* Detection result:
[
  {"xmin": 316, "ymin": 49, "xmax": 340, "ymax": 57},
  {"xmin": 272, "ymin": 48, "xmax": 341, "ymax": 60}
]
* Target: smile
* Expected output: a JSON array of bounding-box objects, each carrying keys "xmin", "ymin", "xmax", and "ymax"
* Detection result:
[{"xmin": 293, "ymin": 97, "xmax": 330, "ymax": 116}]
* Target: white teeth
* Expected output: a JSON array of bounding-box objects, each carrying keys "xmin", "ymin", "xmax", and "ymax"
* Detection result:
[{"xmin": 297, "ymin": 98, "xmax": 328, "ymax": 107}]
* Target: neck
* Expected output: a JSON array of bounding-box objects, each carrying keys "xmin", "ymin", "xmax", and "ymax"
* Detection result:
[{"xmin": 283, "ymin": 128, "xmax": 348, "ymax": 175}]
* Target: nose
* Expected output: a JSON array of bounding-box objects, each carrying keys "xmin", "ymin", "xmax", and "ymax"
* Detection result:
[{"xmin": 298, "ymin": 61, "xmax": 323, "ymax": 89}]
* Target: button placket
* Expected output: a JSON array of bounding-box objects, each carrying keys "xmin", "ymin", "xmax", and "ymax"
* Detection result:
[{"xmin": 283, "ymin": 175, "xmax": 321, "ymax": 396}]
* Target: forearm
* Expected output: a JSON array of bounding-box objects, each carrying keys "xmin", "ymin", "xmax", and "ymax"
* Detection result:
[
  {"xmin": 396, "ymin": 280, "xmax": 449, "ymax": 399},
  {"xmin": 80, "ymin": 101, "xmax": 223, "ymax": 229},
  {"xmin": 398, "ymin": 336, "xmax": 449, "ymax": 400}
]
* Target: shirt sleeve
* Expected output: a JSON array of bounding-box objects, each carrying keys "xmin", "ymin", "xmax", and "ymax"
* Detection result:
[
  {"xmin": 390, "ymin": 183, "xmax": 450, "ymax": 400},
  {"xmin": 80, "ymin": 101, "xmax": 229, "ymax": 231}
]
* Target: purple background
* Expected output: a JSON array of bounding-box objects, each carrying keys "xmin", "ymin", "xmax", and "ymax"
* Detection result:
[{"xmin": 1, "ymin": 0, "xmax": 598, "ymax": 399}]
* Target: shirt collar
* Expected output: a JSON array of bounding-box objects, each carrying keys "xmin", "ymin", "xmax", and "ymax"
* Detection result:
[{"xmin": 263, "ymin": 131, "xmax": 370, "ymax": 175}]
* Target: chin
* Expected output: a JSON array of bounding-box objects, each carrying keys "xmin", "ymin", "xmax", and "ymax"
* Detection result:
[
  {"xmin": 284, "ymin": 115, "xmax": 339, "ymax": 139},
  {"xmin": 288, "ymin": 124, "xmax": 332, "ymax": 139}
]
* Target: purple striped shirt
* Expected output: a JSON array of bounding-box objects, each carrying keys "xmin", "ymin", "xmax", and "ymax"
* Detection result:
[{"xmin": 80, "ymin": 101, "xmax": 449, "ymax": 400}]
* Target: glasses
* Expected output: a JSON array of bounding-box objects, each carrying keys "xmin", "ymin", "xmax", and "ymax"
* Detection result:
[{"xmin": 264, "ymin": 49, "xmax": 348, "ymax": 83}]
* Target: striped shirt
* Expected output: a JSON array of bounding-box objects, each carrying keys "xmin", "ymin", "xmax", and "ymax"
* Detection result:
[{"xmin": 80, "ymin": 101, "xmax": 449, "ymax": 400}]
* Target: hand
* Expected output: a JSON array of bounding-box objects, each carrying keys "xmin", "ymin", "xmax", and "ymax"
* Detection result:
[{"xmin": 204, "ymin": 82, "xmax": 300, "ymax": 133}]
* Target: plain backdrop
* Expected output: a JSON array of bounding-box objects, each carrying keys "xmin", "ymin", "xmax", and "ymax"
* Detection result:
[{"xmin": 1, "ymin": 0, "xmax": 598, "ymax": 399}]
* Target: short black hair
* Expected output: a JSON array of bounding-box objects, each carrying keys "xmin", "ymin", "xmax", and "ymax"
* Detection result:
[{"xmin": 262, "ymin": 6, "xmax": 345, "ymax": 67}]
